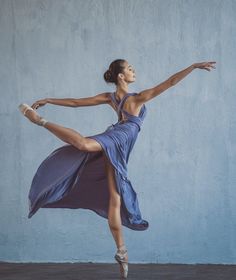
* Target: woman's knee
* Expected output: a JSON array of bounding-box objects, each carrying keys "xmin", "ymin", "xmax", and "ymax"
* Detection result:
[
  {"xmin": 73, "ymin": 137, "xmax": 87, "ymax": 150},
  {"xmin": 109, "ymin": 195, "xmax": 121, "ymax": 208},
  {"xmin": 76, "ymin": 137, "xmax": 102, "ymax": 152}
]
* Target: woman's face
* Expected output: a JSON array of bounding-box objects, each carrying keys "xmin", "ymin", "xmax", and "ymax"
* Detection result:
[{"xmin": 121, "ymin": 61, "xmax": 136, "ymax": 83}]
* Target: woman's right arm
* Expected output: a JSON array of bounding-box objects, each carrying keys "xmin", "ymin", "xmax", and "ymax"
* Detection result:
[{"xmin": 31, "ymin": 92, "xmax": 110, "ymax": 109}]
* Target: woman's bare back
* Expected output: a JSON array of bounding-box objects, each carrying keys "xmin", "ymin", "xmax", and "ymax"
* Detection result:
[{"xmin": 108, "ymin": 93, "xmax": 143, "ymax": 122}]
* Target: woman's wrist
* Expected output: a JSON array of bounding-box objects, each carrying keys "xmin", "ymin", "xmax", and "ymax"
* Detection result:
[{"xmin": 191, "ymin": 63, "xmax": 196, "ymax": 69}]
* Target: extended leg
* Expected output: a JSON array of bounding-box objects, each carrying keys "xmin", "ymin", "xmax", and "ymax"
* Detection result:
[
  {"xmin": 21, "ymin": 107, "xmax": 102, "ymax": 152},
  {"xmin": 44, "ymin": 122, "xmax": 102, "ymax": 152}
]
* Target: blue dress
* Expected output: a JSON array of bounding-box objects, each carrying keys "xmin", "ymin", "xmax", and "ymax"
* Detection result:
[{"xmin": 28, "ymin": 92, "xmax": 149, "ymax": 231}]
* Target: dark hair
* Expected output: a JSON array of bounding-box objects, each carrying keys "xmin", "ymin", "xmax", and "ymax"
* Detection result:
[{"xmin": 103, "ymin": 59, "xmax": 126, "ymax": 85}]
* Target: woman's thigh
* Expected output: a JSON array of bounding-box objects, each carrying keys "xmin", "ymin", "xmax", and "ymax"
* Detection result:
[
  {"xmin": 84, "ymin": 137, "xmax": 103, "ymax": 152},
  {"xmin": 103, "ymin": 153, "xmax": 121, "ymax": 206}
]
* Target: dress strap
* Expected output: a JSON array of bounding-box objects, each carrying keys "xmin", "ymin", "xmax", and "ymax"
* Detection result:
[
  {"xmin": 117, "ymin": 93, "xmax": 133, "ymax": 113},
  {"xmin": 110, "ymin": 92, "xmax": 132, "ymax": 105},
  {"xmin": 110, "ymin": 92, "xmax": 119, "ymax": 107},
  {"xmin": 110, "ymin": 92, "xmax": 135, "ymax": 120}
]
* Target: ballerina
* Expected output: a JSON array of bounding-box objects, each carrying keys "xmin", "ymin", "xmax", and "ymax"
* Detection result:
[{"xmin": 19, "ymin": 59, "xmax": 216, "ymax": 279}]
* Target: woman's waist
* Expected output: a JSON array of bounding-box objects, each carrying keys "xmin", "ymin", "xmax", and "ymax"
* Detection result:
[{"xmin": 115, "ymin": 119, "xmax": 141, "ymax": 130}]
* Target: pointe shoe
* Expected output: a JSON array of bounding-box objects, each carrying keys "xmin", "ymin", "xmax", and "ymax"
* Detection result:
[
  {"xmin": 18, "ymin": 103, "xmax": 48, "ymax": 126},
  {"xmin": 114, "ymin": 245, "xmax": 128, "ymax": 279}
]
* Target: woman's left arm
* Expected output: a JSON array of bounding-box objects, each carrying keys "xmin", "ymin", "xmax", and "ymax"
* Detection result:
[{"xmin": 135, "ymin": 61, "xmax": 216, "ymax": 105}]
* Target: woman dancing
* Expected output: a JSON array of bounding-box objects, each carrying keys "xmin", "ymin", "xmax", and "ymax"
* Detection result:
[{"xmin": 19, "ymin": 59, "xmax": 216, "ymax": 278}]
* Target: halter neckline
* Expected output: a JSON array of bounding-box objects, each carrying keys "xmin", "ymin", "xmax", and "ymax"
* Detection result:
[
  {"xmin": 109, "ymin": 92, "xmax": 146, "ymax": 124},
  {"xmin": 113, "ymin": 92, "xmax": 133, "ymax": 105}
]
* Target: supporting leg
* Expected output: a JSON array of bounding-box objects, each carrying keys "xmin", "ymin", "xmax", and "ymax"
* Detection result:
[
  {"xmin": 104, "ymin": 154, "xmax": 124, "ymax": 248},
  {"xmin": 103, "ymin": 155, "xmax": 127, "ymax": 250},
  {"xmin": 103, "ymin": 154, "xmax": 129, "ymax": 278}
]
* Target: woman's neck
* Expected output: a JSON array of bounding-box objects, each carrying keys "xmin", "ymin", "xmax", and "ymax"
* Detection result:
[{"xmin": 115, "ymin": 83, "xmax": 129, "ymax": 99}]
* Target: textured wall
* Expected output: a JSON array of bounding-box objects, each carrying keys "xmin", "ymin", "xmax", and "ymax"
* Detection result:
[{"xmin": 0, "ymin": 0, "xmax": 235, "ymax": 264}]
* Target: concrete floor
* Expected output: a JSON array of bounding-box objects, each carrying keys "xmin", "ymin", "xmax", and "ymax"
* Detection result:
[{"xmin": 0, "ymin": 262, "xmax": 236, "ymax": 280}]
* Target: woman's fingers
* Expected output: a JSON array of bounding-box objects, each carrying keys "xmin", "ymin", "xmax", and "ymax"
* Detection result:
[
  {"xmin": 31, "ymin": 103, "xmax": 37, "ymax": 110},
  {"xmin": 31, "ymin": 102, "xmax": 40, "ymax": 110},
  {"xmin": 31, "ymin": 99, "xmax": 47, "ymax": 110},
  {"xmin": 206, "ymin": 62, "xmax": 216, "ymax": 71},
  {"xmin": 207, "ymin": 62, "xmax": 216, "ymax": 69},
  {"xmin": 195, "ymin": 61, "xmax": 216, "ymax": 71},
  {"xmin": 208, "ymin": 61, "xmax": 216, "ymax": 68},
  {"xmin": 210, "ymin": 62, "xmax": 216, "ymax": 68}
]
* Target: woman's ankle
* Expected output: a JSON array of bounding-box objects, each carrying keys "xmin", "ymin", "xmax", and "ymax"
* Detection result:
[
  {"xmin": 117, "ymin": 244, "xmax": 127, "ymax": 253},
  {"xmin": 37, "ymin": 116, "xmax": 48, "ymax": 127}
]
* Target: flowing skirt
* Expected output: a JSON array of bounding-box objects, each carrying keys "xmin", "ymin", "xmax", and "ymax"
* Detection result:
[{"xmin": 28, "ymin": 123, "xmax": 149, "ymax": 231}]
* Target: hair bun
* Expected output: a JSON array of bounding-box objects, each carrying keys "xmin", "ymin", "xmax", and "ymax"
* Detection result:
[
  {"xmin": 104, "ymin": 69, "xmax": 112, "ymax": 83},
  {"xmin": 107, "ymin": 69, "xmax": 112, "ymax": 77},
  {"xmin": 103, "ymin": 59, "xmax": 126, "ymax": 85}
]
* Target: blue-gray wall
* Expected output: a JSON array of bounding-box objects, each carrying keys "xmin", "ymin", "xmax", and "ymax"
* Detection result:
[{"xmin": 0, "ymin": 0, "xmax": 235, "ymax": 264}]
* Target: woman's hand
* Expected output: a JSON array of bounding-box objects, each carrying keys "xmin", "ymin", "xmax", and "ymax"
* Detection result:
[
  {"xmin": 31, "ymin": 98, "xmax": 48, "ymax": 110},
  {"xmin": 193, "ymin": 61, "xmax": 216, "ymax": 71}
]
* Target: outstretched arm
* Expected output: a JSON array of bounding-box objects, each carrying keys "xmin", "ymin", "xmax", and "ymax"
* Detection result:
[
  {"xmin": 135, "ymin": 61, "xmax": 216, "ymax": 105},
  {"xmin": 31, "ymin": 92, "xmax": 110, "ymax": 109}
]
